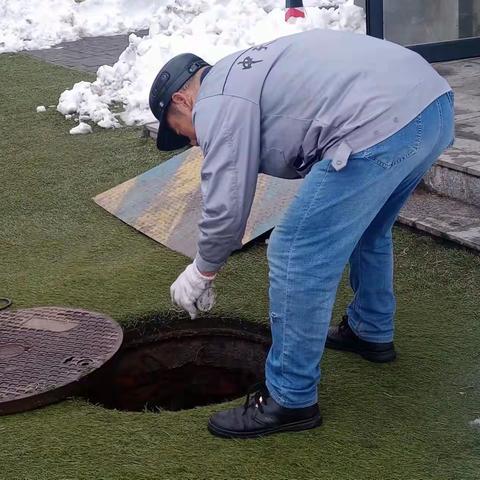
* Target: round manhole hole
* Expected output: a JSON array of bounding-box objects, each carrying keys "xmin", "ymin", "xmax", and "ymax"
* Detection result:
[
  {"xmin": 0, "ymin": 307, "xmax": 123, "ymax": 415},
  {"xmin": 83, "ymin": 319, "xmax": 271, "ymax": 412}
]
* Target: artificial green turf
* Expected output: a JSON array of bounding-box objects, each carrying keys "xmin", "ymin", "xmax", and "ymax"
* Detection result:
[{"xmin": 1, "ymin": 54, "xmax": 480, "ymax": 480}]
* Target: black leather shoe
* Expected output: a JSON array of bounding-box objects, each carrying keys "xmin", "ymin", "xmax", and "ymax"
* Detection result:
[
  {"xmin": 208, "ymin": 383, "xmax": 322, "ymax": 439},
  {"xmin": 326, "ymin": 315, "xmax": 396, "ymax": 363}
]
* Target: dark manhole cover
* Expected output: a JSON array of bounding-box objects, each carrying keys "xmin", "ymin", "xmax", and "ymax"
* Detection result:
[
  {"xmin": 83, "ymin": 320, "xmax": 271, "ymax": 412},
  {"xmin": 0, "ymin": 307, "xmax": 123, "ymax": 415}
]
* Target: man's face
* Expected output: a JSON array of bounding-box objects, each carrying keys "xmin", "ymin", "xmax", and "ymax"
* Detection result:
[
  {"xmin": 166, "ymin": 91, "xmax": 198, "ymax": 146},
  {"xmin": 166, "ymin": 109, "xmax": 198, "ymax": 147}
]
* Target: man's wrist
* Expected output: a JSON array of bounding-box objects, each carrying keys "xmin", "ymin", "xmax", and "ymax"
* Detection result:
[
  {"xmin": 193, "ymin": 259, "xmax": 217, "ymax": 280},
  {"xmin": 199, "ymin": 270, "xmax": 216, "ymax": 278},
  {"xmin": 194, "ymin": 253, "xmax": 223, "ymax": 275}
]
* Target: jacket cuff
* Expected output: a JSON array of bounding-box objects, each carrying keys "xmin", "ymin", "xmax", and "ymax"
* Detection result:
[{"xmin": 194, "ymin": 253, "xmax": 224, "ymax": 274}]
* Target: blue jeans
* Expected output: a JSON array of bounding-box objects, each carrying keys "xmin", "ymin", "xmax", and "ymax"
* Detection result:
[{"xmin": 265, "ymin": 92, "xmax": 455, "ymax": 408}]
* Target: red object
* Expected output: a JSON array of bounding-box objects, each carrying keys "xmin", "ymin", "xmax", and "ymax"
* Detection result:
[{"xmin": 285, "ymin": 7, "xmax": 305, "ymax": 22}]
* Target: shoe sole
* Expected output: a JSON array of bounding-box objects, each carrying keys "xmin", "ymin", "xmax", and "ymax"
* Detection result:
[
  {"xmin": 207, "ymin": 414, "xmax": 323, "ymax": 439},
  {"xmin": 325, "ymin": 339, "xmax": 396, "ymax": 363}
]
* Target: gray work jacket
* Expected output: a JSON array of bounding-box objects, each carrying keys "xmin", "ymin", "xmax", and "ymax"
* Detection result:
[{"xmin": 193, "ymin": 28, "xmax": 451, "ymax": 272}]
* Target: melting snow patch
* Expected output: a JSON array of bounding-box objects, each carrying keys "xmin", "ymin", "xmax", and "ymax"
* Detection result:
[
  {"xmin": 36, "ymin": 105, "xmax": 46, "ymax": 112},
  {"xmin": 69, "ymin": 122, "xmax": 92, "ymax": 135},
  {"xmin": 470, "ymin": 418, "xmax": 480, "ymax": 429},
  {"xmin": 0, "ymin": 0, "xmax": 160, "ymax": 53},
  {"xmin": 56, "ymin": 0, "xmax": 365, "ymax": 130}
]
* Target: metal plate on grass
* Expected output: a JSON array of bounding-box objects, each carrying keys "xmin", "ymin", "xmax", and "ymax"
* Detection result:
[
  {"xmin": 94, "ymin": 147, "xmax": 302, "ymax": 258},
  {"xmin": 0, "ymin": 307, "xmax": 123, "ymax": 415}
]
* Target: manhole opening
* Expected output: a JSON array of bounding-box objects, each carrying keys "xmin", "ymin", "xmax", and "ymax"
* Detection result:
[{"xmin": 82, "ymin": 321, "xmax": 271, "ymax": 413}]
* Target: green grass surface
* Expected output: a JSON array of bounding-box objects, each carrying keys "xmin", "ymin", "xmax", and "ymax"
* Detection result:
[{"xmin": 1, "ymin": 54, "xmax": 480, "ymax": 480}]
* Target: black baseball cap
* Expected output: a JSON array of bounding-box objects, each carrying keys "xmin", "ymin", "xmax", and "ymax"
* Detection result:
[{"xmin": 149, "ymin": 53, "xmax": 210, "ymax": 151}]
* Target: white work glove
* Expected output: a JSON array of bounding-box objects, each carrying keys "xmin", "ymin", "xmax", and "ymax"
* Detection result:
[{"xmin": 170, "ymin": 262, "xmax": 216, "ymax": 319}]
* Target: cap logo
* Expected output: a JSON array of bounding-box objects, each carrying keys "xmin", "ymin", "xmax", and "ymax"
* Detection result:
[{"xmin": 188, "ymin": 61, "xmax": 203, "ymax": 73}]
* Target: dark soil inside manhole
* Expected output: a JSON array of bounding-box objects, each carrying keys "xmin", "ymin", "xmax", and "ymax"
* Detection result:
[{"xmin": 81, "ymin": 319, "xmax": 271, "ymax": 412}]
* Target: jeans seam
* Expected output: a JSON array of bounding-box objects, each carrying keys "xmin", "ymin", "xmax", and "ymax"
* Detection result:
[
  {"xmin": 279, "ymin": 311, "xmax": 286, "ymax": 402},
  {"xmin": 268, "ymin": 312, "xmax": 285, "ymax": 404},
  {"xmin": 446, "ymin": 90, "xmax": 454, "ymax": 108},
  {"xmin": 351, "ymin": 236, "xmax": 364, "ymax": 333},
  {"xmin": 437, "ymin": 95, "xmax": 444, "ymax": 136},
  {"xmin": 282, "ymin": 161, "xmax": 332, "ymax": 399},
  {"xmin": 435, "ymin": 94, "xmax": 452, "ymax": 152}
]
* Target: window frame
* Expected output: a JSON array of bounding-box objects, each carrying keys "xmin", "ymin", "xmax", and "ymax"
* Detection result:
[{"xmin": 365, "ymin": 0, "xmax": 480, "ymax": 62}]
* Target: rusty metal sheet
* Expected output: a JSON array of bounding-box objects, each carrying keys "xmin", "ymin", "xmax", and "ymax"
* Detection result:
[
  {"xmin": 94, "ymin": 147, "xmax": 302, "ymax": 258},
  {"xmin": 0, "ymin": 307, "xmax": 123, "ymax": 415}
]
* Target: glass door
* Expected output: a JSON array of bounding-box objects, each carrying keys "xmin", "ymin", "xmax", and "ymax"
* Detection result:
[{"xmin": 361, "ymin": 0, "xmax": 480, "ymax": 62}]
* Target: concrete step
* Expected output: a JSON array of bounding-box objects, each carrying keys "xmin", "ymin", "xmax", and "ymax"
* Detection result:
[
  {"xmin": 398, "ymin": 189, "xmax": 480, "ymax": 252},
  {"xmin": 144, "ymin": 122, "xmax": 159, "ymax": 139},
  {"xmin": 425, "ymin": 59, "xmax": 480, "ymax": 207},
  {"xmin": 423, "ymin": 132, "xmax": 480, "ymax": 208}
]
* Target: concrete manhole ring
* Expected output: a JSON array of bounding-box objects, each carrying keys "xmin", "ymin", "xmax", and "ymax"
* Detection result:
[
  {"xmin": 0, "ymin": 307, "xmax": 123, "ymax": 415},
  {"xmin": 83, "ymin": 319, "xmax": 271, "ymax": 412}
]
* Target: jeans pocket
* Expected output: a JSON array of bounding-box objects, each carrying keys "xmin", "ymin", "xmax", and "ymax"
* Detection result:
[{"xmin": 363, "ymin": 114, "xmax": 424, "ymax": 169}]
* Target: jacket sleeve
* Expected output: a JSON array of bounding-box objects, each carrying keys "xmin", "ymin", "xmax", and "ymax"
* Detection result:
[{"xmin": 192, "ymin": 95, "xmax": 261, "ymax": 273}]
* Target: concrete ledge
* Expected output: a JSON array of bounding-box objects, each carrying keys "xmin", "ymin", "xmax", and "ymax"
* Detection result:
[
  {"xmin": 436, "ymin": 138, "xmax": 480, "ymax": 178},
  {"xmin": 424, "ymin": 162, "xmax": 480, "ymax": 207},
  {"xmin": 398, "ymin": 189, "xmax": 480, "ymax": 252},
  {"xmin": 425, "ymin": 57, "xmax": 480, "ymax": 206},
  {"xmin": 424, "ymin": 136, "xmax": 480, "ymax": 207},
  {"xmin": 145, "ymin": 122, "xmax": 159, "ymax": 138}
]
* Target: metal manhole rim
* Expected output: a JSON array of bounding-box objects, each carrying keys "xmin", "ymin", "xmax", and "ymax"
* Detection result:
[
  {"xmin": 0, "ymin": 306, "xmax": 123, "ymax": 414},
  {"xmin": 0, "ymin": 298, "xmax": 12, "ymax": 311}
]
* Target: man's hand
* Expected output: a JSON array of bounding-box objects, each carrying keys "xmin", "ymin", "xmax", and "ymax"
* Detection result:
[{"xmin": 170, "ymin": 261, "xmax": 216, "ymax": 319}]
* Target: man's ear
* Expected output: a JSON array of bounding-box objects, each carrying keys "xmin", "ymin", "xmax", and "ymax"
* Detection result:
[
  {"xmin": 173, "ymin": 90, "xmax": 196, "ymax": 111},
  {"xmin": 171, "ymin": 91, "xmax": 189, "ymax": 109}
]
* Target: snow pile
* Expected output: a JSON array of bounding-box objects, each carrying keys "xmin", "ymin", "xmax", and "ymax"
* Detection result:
[
  {"xmin": 70, "ymin": 122, "xmax": 93, "ymax": 134},
  {"xmin": 57, "ymin": 0, "xmax": 365, "ymax": 130},
  {"xmin": 0, "ymin": 0, "xmax": 159, "ymax": 53}
]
